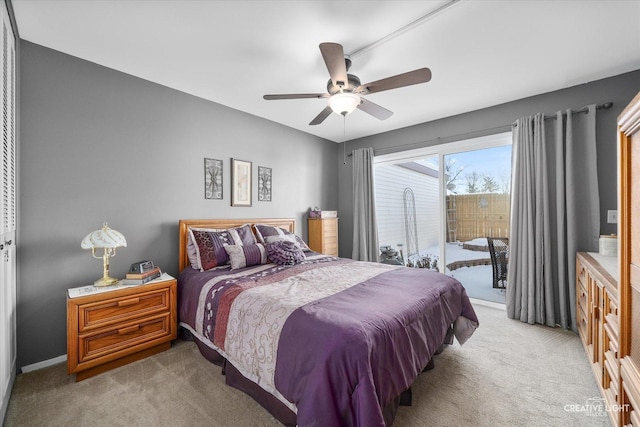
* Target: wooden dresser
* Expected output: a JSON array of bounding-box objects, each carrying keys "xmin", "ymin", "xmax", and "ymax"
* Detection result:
[
  {"xmin": 619, "ymin": 90, "xmax": 640, "ymax": 426},
  {"xmin": 67, "ymin": 276, "xmax": 177, "ymax": 381},
  {"xmin": 308, "ymin": 217, "xmax": 339, "ymax": 256},
  {"xmin": 576, "ymin": 251, "xmax": 619, "ymax": 425}
]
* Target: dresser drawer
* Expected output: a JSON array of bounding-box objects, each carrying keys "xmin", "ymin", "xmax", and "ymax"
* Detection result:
[
  {"xmin": 78, "ymin": 287, "xmax": 171, "ymax": 332},
  {"xmin": 577, "ymin": 259, "xmax": 587, "ymax": 285},
  {"xmin": 577, "ymin": 304, "xmax": 589, "ymax": 342},
  {"xmin": 323, "ymin": 219, "xmax": 338, "ymax": 233},
  {"xmin": 78, "ymin": 313, "xmax": 172, "ymax": 364},
  {"xmin": 577, "ymin": 282, "xmax": 588, "ymax": 316},
  {"xmin": 605, "ymin": 349, "xmax": 619, "ymax": 386},
  {"xmin": 323, "ymin": 241, "xmax": 338, "ymax": 255},
  {"xmin": 323, "ymin": 229, "xmax": 338, "ymax": 239}
]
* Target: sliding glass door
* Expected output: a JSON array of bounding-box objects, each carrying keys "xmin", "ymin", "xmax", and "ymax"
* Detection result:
[{"xmin": 374, "ymin": 132, "xmax": 512, "ymax": 304}]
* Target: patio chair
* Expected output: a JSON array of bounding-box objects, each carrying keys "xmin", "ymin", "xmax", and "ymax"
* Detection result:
[{"xmin": 487, "ymin": 237, "xmax": 509, "ymax": 289}]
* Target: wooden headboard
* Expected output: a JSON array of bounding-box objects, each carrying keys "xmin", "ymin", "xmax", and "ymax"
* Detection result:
[{"xmin": 178, "ymin": 218, "xmax": 296, "ymax": 272}]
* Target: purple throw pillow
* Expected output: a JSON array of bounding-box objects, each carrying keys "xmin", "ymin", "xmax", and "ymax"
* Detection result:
[{"xmin": 267, "ymin": 240, "xmax": 306, "ymax": 266}]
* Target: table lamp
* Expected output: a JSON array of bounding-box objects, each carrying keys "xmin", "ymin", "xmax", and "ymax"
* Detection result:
[{"xmin": 81, "ymin": 222, "xmax": 127, "ymax": 287}]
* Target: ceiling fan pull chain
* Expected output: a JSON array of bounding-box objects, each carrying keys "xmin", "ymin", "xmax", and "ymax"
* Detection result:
[{"xmin": 343, "ymin": 115, "xmax": 347, "ymax": 165}]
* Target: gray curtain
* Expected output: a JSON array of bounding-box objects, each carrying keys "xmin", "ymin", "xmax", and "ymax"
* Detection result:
[
  {"xmin": 352, "ymin": 147, "xmax": 379, "ymax": 261},
  {"xmin": 507, "ymin": 105, "xmax": 600, "ymax": 330}
]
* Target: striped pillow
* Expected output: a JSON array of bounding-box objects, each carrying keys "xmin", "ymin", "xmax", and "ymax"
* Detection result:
[
  {"xmin": 253, "ymin": 224, "xmax": 311, "ymax": 251},
  {"xmin": 224, "ymin": 243, "xmax": 267, "ymax": 270},
  {"xmin": 189, "ymin": 224, "xmax": 257, "ymax": 271}
]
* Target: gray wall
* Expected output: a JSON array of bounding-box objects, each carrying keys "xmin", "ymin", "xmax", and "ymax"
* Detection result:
[
  {"xmin": 338, "ymin": 69, "xmax": 640, "ymax": 258},
  {"xmin": 18, "ymin": 41, "xmax": 339, "ymax": 367}
]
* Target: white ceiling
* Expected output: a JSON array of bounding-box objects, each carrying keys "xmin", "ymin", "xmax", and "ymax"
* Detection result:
[{"xmin": 11, "ymin": 0, "xmax": 640, "ymax": 143}]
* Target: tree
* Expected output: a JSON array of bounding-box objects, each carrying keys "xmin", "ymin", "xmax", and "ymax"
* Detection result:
[
  {"xmin": 464, "ymin": 172, "xmax": 481, "ymax": 193},
  {"xmin": 444, "ymin": 158, "xmax": 464, "ymax": 194},
  {"xmin": 481, "ymin": 175, "xmax": 499, "ymax": 193},
  {"xmin": 498, "ymin": 172, "xmax": 511, "ymax": 194}
]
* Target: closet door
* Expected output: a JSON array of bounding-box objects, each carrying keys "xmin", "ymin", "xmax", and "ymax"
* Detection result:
[
  {"xmin": 620, "ymin": 90, "xmax": 640, "ymax": 426},
  {"xmin": 0, "ymin": 0, "xmax": 16, "ymax": 421}
]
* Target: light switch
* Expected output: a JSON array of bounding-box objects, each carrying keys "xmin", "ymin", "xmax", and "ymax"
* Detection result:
[{"xmin": 607, "ymin": 210, "xmax": 618, "ymax": 224}]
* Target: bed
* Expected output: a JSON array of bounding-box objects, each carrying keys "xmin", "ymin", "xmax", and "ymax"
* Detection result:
[{"xmin": 177, "ymin": 218, "xmax": 478, "ymax": 427}]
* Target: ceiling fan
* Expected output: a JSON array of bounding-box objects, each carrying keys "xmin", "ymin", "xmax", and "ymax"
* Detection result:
[{"xmin": 263, "ymin": 42, "xmax": 432, "ymax": 126}]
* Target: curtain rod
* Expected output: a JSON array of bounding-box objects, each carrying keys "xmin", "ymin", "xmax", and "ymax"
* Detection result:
[
  {"xmin": 346, "ymin": 101, "xmax": 613, "ymax": 157},
  {"xmin": 346, "ymin": 124, "xmax": 512, "ymax": 157},
  {"xmin": 512, "ymin": 101, "xmax": 613, "ymax": 126}
]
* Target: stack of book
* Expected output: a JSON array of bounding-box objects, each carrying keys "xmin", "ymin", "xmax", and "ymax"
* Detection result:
[{"xmin": 121, "ymin": 266, "xmax": 161, "ymax": 286}]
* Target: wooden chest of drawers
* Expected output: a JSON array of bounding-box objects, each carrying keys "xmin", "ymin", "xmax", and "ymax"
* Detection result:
[
  {"xmin": 67, "ymin": 277, "xmax": 177, "ymax": 381},
  {"xmin": 308, "ymin": 217, "xmax": 338, "ymax": 256},
  {"xmin": 576, "ymin": 252, "xmax": 619, "ymax": 426}
]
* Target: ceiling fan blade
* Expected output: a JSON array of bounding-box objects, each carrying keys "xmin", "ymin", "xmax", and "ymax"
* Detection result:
[
  {"xmin": 263, "ymin": 93, "xmax": 328, "ymax": 100},
  {"xmin": 319, "ymin": 43, "xmax": 348, "ymax": 89},
  {"xmin": 309, "ymin": 106, "xmax": 333, "ymax": 126},
  {"xmin": 357, "ymin": 68, "xmax": 432, "ymax": 94},
  {"xmin": 357, "ymin": 98, "xmax": 393, "ymax": 120}
]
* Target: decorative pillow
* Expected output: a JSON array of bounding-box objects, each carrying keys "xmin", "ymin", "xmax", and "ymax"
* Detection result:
[
  {"xmin": 266, "ymin": 240, "xmax": 306, "ymax": 266},
  {"xmin": 188, "ymin": 224, "xmax": 257, "ymax": 271},
  {"xmin": 224, "ymin": 243, "xmax": 267, "ymax": 270},
  {"xmin": 264, "ymin": 234, "xmax": 297, "ymax": 245},
  {"xmin": 227, "ymin": 224, "xmax": 257, "ymax": 246},
  {"xmin": 254, "ymin": 224, "xmax": 311, "ymax": 251},
  {"xmin": 189, "ymin": 228, "xmax": 234, "ymax": 271},
  {"xmin": 186, "ymin": 233, "xmax": 201, "ymax": 270},
  {"xmin": 187, "ymin": 228, "xmax": 225, "ymax": 270}
]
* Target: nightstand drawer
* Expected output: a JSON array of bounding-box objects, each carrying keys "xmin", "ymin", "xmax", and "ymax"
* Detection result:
[
  {"xmin": 78, "ymin": 313, "xmax": 172, "ymax": 363},
  {"xmin": 78, "ymin": 287, "xmax": 171, "ymax": 332}
]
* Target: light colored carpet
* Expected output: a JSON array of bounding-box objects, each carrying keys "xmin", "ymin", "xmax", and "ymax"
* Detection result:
[{"xmin": 4, "ymin": 304, "xmax": 610, "ymax": 427}]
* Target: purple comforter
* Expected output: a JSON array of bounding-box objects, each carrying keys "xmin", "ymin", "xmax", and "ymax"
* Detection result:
[{"xmin": 178, "ymin": 256, "xmax": 478, "ymax": 427}]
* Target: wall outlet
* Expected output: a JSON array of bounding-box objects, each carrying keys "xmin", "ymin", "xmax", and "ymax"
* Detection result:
[{"xmin": 607, "ymin": 210, "xmax": 618, "ymax": 224}]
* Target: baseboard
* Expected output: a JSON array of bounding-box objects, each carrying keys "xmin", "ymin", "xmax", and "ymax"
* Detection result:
[
  {"xmin": 21, "ymin": 354, "xmax": 67, "ymax": 373},
  {"xmin": 470, "ymin": 297, "xmax": 506, "ymax": 310}
]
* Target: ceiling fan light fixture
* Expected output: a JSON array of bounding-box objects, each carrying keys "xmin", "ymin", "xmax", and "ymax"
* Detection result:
[{"xmin": 328, "ymin": 92, "xmax": 361, "ymax": 116}]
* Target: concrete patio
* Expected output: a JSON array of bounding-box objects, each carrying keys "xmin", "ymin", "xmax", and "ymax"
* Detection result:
[{"xmin": 424, "ymin": 241, "xmax": 506, "ymax": 305}]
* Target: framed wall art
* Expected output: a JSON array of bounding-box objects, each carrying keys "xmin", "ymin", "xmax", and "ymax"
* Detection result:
[
  {"xmin": 204, "ymin": 158, "xmax": 223, "ymax": 200},
  {"xmin": 258, "ymin": 166, "xmax": 272, "ymax": 202},
  {"xmin": 231, "ymin": 158, "xmax": 252, "ymax": 207}
]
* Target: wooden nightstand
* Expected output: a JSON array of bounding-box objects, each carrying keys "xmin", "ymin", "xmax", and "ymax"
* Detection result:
[
  {"xmin": 308, "ymin": 217, "xmax": 339, "ymax": 256},
  {"xmin": 67, "ymin": 275, "xmax": 177, "ymax": 381}
]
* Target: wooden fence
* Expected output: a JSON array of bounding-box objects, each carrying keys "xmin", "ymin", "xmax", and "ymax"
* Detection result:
[{"xmin": 446, "ymin": 193, "xmax": 510, "ymax": 242}]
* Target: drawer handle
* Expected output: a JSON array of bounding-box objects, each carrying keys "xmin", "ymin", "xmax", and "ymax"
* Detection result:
[
  {"xmin": 118, "ymin": 297, "xmax": 140, "ymax": 307},
  {"xmin": 118, "ymin": 325, "xmax": 140, "ymax": 335}
]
